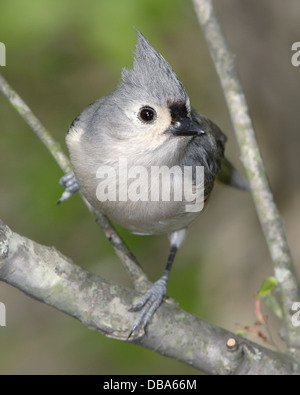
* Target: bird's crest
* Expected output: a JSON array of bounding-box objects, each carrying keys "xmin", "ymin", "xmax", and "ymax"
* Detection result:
[{"xmin": 120, "ymin": 29, "xmax": 188, "ymax": 106}]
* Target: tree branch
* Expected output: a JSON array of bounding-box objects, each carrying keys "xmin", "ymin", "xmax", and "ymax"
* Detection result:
[
  {"xmin": 0, "ymin": 219, "xmax": 299, "ymax": 374},
  {"xmin": 193, "ymin": 0, "xmax": 300, "ymax": 351}
]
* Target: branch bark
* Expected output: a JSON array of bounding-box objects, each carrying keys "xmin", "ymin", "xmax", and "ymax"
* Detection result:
[
  {"xmin": 0, "ymin": 219, "xmax": 299, "ymax": 375},
  {"xmin": 193, "ymin": 0, "xmax": 300, "ymax": 351}
]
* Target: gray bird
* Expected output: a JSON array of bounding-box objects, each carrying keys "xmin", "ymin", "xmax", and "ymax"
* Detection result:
[{"xmin": 59, "ymin": 30, "xmax": 248, "ymax": 337}]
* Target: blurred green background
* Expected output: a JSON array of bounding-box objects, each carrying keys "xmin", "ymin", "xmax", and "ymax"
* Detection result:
[{"xmin": 0, "ymin": 0, "xmax": 299, "ymax": 374}]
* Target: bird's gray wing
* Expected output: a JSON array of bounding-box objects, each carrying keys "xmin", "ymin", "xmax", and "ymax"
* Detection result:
[{"xmin": 190, "ymin": 109, "xmax": 249, "ymax": 191}]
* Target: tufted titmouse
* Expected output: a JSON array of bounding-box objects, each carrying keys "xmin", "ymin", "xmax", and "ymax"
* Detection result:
[{"xmin": 59, "ymin": 30, "xmax": 248, "ymax": 337}]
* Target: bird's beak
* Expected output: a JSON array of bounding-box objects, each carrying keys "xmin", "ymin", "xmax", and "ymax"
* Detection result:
[{"xmin": 167, "ymin": 118, "xmax": 205, "ymax": 137}]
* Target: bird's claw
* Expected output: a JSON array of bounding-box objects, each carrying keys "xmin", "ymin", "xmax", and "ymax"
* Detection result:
[
  {"xmin": 57, "ymin": 172, "xmax": 79, "ymax": 204},
  {"xmin": 128, "ymin": 276, "xmax": 167, "ymax": 339}
]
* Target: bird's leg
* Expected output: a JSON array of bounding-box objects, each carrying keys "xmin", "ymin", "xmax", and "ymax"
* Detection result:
[
  {"xmin": 128, "ymin": 228, "xmax": 187, "ymax": 339},
  {"xmin": 57, "ymin": 172, "xmax": 79, "ymax": 204},
  {"xmin": 128, "ymin": 245, "xmax": 178, "ymax": 339}
]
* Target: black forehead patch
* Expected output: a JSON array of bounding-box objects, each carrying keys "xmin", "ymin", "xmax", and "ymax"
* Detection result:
[{"xmin": 168, "ymin": 101, "xmax": 188, "ymax": 123}]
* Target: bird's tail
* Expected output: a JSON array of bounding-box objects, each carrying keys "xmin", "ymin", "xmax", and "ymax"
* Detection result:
[{"xmin": 217, "ymin": 158, "xmax": 250, "ymax": 191}]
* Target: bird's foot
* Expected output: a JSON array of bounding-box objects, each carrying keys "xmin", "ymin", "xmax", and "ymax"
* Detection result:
[
  {"xmin": 128, "ymin": 275, "xmax": 168, "ymax": 339},
  {"xmin": 57, "ymin": 172, "xmax": 79, "ymax": 204}
]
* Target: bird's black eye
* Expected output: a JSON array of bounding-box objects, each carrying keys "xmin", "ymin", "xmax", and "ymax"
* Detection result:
[{"xmin": 138, "ymin": 106, "xmax": 156, "ymax": 123}]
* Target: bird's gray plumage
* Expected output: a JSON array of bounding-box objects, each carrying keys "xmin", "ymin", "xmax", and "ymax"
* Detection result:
[{"xmin": 63, "ymin": 29, "xmax": 248, "ymax": 337}]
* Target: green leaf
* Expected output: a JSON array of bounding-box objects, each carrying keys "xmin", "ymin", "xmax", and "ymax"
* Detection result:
[
  {"xmin": 235, "ymin": 329, "xmax": 248, "ymax": 338},
  {"xmin": 262, "ymin": 293, "xmax": 283, "ymax": 320},
  {"xmin": 258, "ymin": 276, "xmax": 278, "ymax": 298}
]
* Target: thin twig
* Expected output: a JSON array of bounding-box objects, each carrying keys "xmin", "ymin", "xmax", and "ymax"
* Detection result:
[
  {"xmin": 193, "ymin": 0, "xmax": 300, "ymax": 350},
  {"xmin": 0, "ymin": 73, "xmax": 70, "ymax": 173},
  {"xmin": 0, "ymin": 72, "xmax": 148, "ymax": 291}
]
